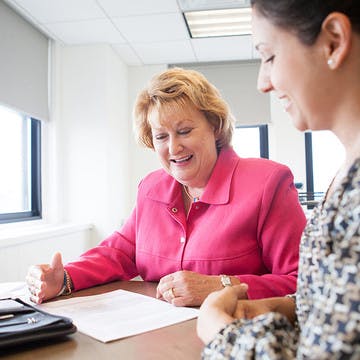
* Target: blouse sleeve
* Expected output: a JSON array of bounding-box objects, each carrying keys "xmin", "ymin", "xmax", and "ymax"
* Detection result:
[
  {"xmin": 297, "ymin": 204, "xmax": 360, "ymax": 358},
  {"xmin": 202, "ymin": 312, "xmax": 297, "ymax": 359}
]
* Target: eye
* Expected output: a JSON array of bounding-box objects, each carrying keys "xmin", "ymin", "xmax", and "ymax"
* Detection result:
[
  {"xmin": 178, "ymin": 128, "xmax": 192, "ymax": 135},
  {"xmin": 265, "ymin": 55, "xmax": 275, "ymax": 63},
  {"xmin": 154, "ymin": 133, "xmax": 168, "ymax": 141}
]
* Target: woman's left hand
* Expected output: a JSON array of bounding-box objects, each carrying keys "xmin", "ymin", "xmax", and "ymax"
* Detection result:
[{"xmin": 156, "ymin": 270, "xmax": 245, "ymax": 307}]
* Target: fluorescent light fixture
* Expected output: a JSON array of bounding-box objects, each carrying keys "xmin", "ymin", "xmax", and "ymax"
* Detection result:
[
  {"xmin": 178, "ymin": 0, "xmax": 251, "ymax": 12},
  {"xmin": 183, "ymin": 7, "xmax": 252, "ymax": 38}
]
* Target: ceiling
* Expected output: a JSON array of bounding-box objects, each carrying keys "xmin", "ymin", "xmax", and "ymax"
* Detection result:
[{"xmin": 4, "ymin": 0, "xmax": 258, "ymax": 66}]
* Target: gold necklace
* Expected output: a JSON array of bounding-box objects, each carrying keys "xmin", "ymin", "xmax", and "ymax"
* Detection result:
[{"xmin": 183, "ymin": 185, "xmax": 200, "ymax": 203}]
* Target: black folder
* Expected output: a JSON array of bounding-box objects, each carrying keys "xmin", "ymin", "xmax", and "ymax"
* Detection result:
[{"xmin": 0, "ymin": 297, "xmax": 76, "ymax": 349}]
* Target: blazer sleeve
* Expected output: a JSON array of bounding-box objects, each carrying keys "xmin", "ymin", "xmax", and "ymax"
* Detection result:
[
  {"xmin": 239, "ymin": 165, "xmax": 307, "ymax": 299},
  {"xmin": 65, "ymin": 207, "xmax": 139, "ymax": 291}
]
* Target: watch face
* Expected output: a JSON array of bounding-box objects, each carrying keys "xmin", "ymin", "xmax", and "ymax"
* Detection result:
[{"xmin": 221, "ymin": 275, "xmax": 231, "ymax": 287}]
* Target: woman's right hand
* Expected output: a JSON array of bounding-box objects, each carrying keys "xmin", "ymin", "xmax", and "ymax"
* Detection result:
[
  {"xmin": 197, "ymin": 286, "xmax": 297, "ymax": 344},
  {"xmin": 26, "ymin": 252, "xmax": 65, "ymax": 304}
]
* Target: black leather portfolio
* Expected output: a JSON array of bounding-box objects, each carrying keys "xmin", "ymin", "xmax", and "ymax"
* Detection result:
[{"xmin": 0, "ymin": 297, "xmax": 76, "ymax": 349}]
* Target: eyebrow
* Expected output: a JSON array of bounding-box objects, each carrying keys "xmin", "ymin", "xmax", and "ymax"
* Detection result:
[{"xmin": 255, "ymin": 42, "xmax": 265, "ymax": 51}]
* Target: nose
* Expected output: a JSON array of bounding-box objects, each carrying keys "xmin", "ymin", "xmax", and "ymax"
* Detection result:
[
  {"xmin": 168, "ymin": 135, "xmax": 183, "ymax": 155},
  {"xmin": 257, "ymin": 63, "xmax": 273, "ymax": 93}
]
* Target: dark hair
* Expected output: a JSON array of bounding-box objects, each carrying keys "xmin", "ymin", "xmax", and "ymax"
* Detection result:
[{"xmin": 251, "ymin": 0, "xmax": 360, "ymax": 45}]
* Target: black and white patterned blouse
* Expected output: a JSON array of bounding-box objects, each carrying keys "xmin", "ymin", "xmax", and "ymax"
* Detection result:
[{"xmin": 202, "ymin": 159, "xmax": 360, "ymax": 359}]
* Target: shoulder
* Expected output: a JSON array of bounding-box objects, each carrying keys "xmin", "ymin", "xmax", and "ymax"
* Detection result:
[
  {"xmin": 137, "ymin": 168, "xmax": 178, "ymax": 200},
  {"xmin": 235, "ymin": 157, "xmax": 293, "ymax": 180},
  {"xmin": 138, "ymin": 168, "xmax": 170, "ymax": 190},
  {"xmin": 219, "ymin": 147, "xmax": 292, "ymax": 177}
]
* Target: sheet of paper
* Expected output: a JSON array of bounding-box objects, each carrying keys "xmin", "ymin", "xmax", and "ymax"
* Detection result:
[
  {"xmin": 0, "ymin": 282, "xmax": 30, "ymax": 300},
  {"xmin": 39, "ymin": 289, "xmax": 199, "ymax": 343}
]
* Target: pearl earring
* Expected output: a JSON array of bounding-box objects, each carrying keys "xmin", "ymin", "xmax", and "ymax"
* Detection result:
[{"xmin": 327, "ymin": 58, "xmax": 334, "ymax": 66}]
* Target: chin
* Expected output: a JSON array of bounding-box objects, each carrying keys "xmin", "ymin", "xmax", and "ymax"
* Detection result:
[{"xmin": 291, "ymin": 117, "xmax": 309, "ymax": 132}]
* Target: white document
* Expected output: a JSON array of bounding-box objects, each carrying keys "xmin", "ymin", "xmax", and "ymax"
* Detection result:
[
  {"xmin": 39, "ymin": 289, "xmax": 199, "ymax": 343},
  {"xmin": 0, "ymin": 282, "xmax": 29, "ymax": 300}
]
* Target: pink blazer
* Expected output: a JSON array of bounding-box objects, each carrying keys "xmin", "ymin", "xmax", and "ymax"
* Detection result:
[{"xmin": 66, "ymin": 147, "xmax": 306, "ymax": 299}]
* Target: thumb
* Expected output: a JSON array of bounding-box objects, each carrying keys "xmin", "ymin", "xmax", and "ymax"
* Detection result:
[
  {"xmin": 51, "ymin": 252, "xmax": 63, "ymax": 271},
  {"xmin": 233, "ymin": 283, "xmax": 248, "ymax": 298}
]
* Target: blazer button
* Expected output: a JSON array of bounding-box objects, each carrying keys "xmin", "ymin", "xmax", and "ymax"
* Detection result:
[
  {"xmin": 171, "ymin": 207, "xmax": 178, "ymax": 213},
  {"xmin": 180, "ymin": 236, "xmax": 185, "ymax": 243}
]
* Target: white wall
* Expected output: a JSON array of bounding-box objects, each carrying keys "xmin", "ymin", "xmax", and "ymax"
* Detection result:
[
  {"xmin": 54, "ymin": 43, "xmax": 130, "ymax": 244},
  {"xmin": 0, "ymin": 224, "xmax": 91, "ymax": 282}
]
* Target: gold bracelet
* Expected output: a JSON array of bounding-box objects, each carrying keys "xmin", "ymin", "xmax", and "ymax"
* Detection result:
[{"xmin": 63, "ymin": 269, "xmax": 73, "ymax": 296}]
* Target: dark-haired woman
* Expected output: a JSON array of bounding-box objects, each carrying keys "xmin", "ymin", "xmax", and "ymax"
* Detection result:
[{"xmin": 197, "ymin": 1, "xmax": 360, "ymax": 358}]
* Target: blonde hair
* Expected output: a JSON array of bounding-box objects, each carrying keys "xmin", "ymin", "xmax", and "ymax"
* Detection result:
[{"xmin": 133, "ymin": 67, "xmax": 234, "ymax": 150}]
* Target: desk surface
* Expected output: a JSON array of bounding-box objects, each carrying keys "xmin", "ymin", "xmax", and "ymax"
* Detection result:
[{"xmin": 2, "ymin": 281, "xmax": 204, "ymax": 359}]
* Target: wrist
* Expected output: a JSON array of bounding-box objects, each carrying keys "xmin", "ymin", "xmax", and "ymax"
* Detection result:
[
  {"xmin": 57, "ymin": 269, "xmax": 73, "ymax": 297},
  {"xmin": 63, "ymin": 269, "xmax": 73, "ymax": 295}
]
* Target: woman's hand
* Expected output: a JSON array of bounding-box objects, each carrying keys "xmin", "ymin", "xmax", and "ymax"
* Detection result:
[
  {"xmin": 197, "ymin": 285, "xmax": 248, "ymax": 344},
  {"xmin": 156, "ymin": 270, "xmax": 247, "ymax": 306},
  {"xmin": 26, "ymin": 252, "xmax": 65, "ymax": 304},
  {"xmin": 197, "ymin": 288, "xmax": 297, "ymax": 344},
  {"xmin": 233, "ymin": 297, "xmax": 297, "ymax": 324}
]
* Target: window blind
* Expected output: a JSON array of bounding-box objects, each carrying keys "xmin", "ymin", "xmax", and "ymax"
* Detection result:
[{"xmin": 0, "ymin": 0, "xmax": 49, "ymax": 121}]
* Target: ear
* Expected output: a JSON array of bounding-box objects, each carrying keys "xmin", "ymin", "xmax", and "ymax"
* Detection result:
[{"xmin": 321, "ymin": 12, "xmax": 352, "ymax": 69}]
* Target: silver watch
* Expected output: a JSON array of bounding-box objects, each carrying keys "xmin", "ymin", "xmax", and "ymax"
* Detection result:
[{"xmin": 220, "ymin": 274, "xmax": 232, "ymax": 287}]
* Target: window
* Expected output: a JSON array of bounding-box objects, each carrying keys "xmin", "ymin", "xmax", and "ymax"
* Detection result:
[
  {"xmin": 0, "ymin": 104, "xmax": 41, "ymax": 223},
  {"xmin": 302, "ymin": 130, "xmax": 344, "ymax": 208},
  {"xmin": 233, "ymin": 125, "xmax": 269, "ymax": 158}
]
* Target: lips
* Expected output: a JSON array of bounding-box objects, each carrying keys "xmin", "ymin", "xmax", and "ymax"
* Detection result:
[
  {"xmin": 279, "ymin": 96, "xmax": 291, "ymax": 111},
  {"xmin": 170, "ymin": 155, "xmax": 193, "ymax": 163}
]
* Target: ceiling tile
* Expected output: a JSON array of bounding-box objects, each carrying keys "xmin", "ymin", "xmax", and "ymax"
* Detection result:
[
  {"xmin": 132, "ymin": 40, "xmax": 196, "ymax": 65},
  {"xmin": 4, "ymin": 0, "xmax": 256, "ymax": 65},
  {"xmin": 178, "ymin": 0, "xmax": 250, "ymax": 11},
  {"xmin": 112, "ymin": 44, "xmax": 143, "ymax": 66},
  {"xmin": 9, "ymin": 0, "xmax": 106, "ymax": 23},
  {"xmin": 192, "ymin": 35, "xmax": 252, "ymax": 62},
  {"xmin": 113, "ymin": 13, "xmax": 189, "ymax": 43},
  {"xmin": 44, "ymin": 19, "xmax": 126, "ymax": 44},
  {"xmin": 98, "ymin": 0, "xmax": 180, "ymax": 17}
]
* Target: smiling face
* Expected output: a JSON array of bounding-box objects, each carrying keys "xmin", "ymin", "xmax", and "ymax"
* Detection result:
[
  {"xmin": 149, "ymin": 102, "xmax": 218, "ymax": 189},
  {"xmin": 252, "ymin": 7, "xmax": 335, "ymax": 132}
]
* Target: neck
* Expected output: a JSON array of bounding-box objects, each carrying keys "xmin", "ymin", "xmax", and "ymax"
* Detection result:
[
  {"xmin": 183, "ymin": 185, "xmax": 201, "ymax": 203},
  {"xmin": 333, "ymin": 118, "xmax": 360, "ymax": 164}
]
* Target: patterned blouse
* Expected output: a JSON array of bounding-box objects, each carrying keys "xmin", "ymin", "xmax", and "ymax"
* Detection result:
[{"xmin": 202, "ymin": 159, "xmax": 360, "ymax": 359}]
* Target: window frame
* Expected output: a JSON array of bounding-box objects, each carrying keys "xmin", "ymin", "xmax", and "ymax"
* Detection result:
[
  {"xmin": 0, "ymin": 117, "xmax": 42, "ymax": 224},
  {"xmin": 302, "ymin": 131, "xmax": 328, "ymax": 209},
  {"xmin": 234, "ymin": 124, "xmax": 269, "ymax": 159}
]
